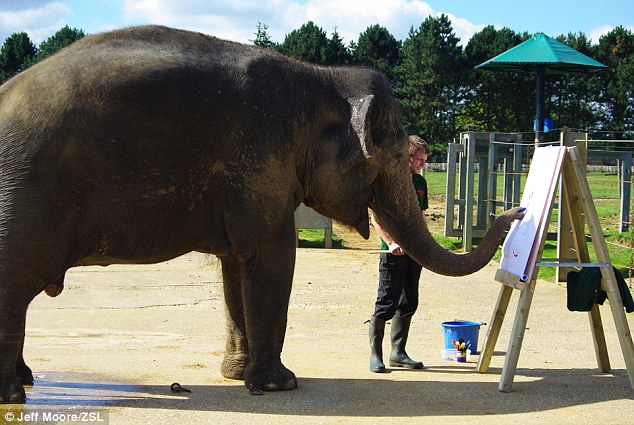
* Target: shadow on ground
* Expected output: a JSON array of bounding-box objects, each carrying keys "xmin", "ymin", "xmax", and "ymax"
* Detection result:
[{"xmin": 5, "ymin": 368, "xmax": 633, "ymax": 418}]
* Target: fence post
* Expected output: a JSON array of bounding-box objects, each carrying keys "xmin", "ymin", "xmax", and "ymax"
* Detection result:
[{"xmin": 621, "ymin": 153, "xmax": 632, "ymax": 232}]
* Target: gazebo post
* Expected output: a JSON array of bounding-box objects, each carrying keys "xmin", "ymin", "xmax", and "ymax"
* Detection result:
[{"xmin": 535, "ymin": 66, "xmax": 545, "ymax": 145}]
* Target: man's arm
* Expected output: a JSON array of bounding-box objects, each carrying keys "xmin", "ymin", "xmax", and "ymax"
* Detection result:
[{"xmin": 371, "ymin": 211, "xmax": 405, "ymax": 255}]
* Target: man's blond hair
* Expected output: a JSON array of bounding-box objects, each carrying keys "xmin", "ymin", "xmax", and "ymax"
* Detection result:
[{"xmin": 408, "ymin": 135, "xmax": 431, "ymax": 156}]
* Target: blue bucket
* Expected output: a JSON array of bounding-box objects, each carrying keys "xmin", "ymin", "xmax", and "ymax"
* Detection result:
[{"xmin": 441, "ymin": 320, "xmax": 482, "ymax": 354}]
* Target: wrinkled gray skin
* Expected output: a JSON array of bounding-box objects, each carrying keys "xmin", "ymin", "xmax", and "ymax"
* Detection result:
[{"xmin": 0, "ymin": 26, "xmax": 523, "ymax": 403}]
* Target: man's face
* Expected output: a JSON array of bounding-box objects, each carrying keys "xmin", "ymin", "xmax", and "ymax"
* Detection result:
[{"xmin": 409, "ymin": 150, "xmax": 428, "ymax": 174}]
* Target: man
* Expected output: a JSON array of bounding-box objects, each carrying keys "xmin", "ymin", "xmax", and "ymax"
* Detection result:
[{"xmin": 369, "ymin": 135, "xmax": 431, "ymax": 373}]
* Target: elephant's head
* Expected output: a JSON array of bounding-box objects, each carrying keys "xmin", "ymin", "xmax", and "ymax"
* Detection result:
[{"xmin": 305, "ymin": 68, "xmax": 524, "ymax": 277}]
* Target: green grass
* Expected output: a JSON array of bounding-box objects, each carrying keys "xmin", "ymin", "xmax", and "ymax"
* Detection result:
[
  {"xmin": 297, "ymin": 229, "xmax": 345, "ymax": 248},
  {"xmin": 432, "ymin": 235, "xmax": 464, "ymax": 251}
]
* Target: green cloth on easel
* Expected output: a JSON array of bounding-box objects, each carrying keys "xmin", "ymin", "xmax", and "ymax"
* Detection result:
[{"xmin": 566, "ymin": 267, "xmax": 634, "ymax": 313}]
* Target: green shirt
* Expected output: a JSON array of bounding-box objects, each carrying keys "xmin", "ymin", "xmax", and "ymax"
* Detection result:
[{"xmin": 380, "ymin": 173, "xmax": 428, "ymax": 250}]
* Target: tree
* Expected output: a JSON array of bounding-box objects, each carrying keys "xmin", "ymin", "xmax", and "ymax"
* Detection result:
[
  {"xmin": 35, "ymin": 25, "xmax": 85, "ymax": 63},
  {"xmin": 0, "ymin": 32, "xmax": 36, "ymax": 83},
  {"xmin": 353, "ymin": 24, "xmax": 401, "ymax": 85},
  {"xmin": 325, "ymin": 27, "xmax": 352, "ymax": 65},
  {"xmin": 395, "ymin": 15, "xmax": 465, "ymax": 147},
  {"xmin": 252, "ymin": 22, "xmax": 275, "ymax": 49},
  {"xmin": 461, "ymin": 26, "xmax": 532, "ymax": 133},
  {"xmin": 594, "ymin": 26, "xmax": 634, "ymax": 139},
  {"xmin": 277, "ymin": 21, "xmax": 329, "ymax": 64},
  {"xmin": 546, "ymin": 33, "xmax": 599, "ymax": 132}
]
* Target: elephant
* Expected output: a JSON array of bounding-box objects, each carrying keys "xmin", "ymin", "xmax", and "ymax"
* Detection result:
[{"xmin": 0, "ymin": 25, "xmax": 524, "ymax": 403}]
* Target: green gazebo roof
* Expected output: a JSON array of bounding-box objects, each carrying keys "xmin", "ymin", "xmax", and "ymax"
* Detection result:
[
  {"xmin": 475, "ymin": 33, "xmax": 606, "ymax": 143},
  {"xmin": 476, "ymin": 33, "xmax": 606, "ymax": 75}
]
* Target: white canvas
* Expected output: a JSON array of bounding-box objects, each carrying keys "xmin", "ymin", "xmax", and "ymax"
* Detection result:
[{"xmin": 500, "ymin": 146, "xmax": 566, "ymax": 281}]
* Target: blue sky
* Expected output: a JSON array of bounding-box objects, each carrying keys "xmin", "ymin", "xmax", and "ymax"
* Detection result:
[{"xmin": 1, "ymin": 0, "xmax": 632, "ymax": 47}]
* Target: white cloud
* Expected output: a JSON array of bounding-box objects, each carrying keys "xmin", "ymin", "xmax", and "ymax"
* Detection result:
[
  {"xmin": 122, "ymin": 0, "xmax": 173, "ymax": 23},
  {"xmin": 0, "ymin": 0, "xmax": 484, "ymax": 47},
  {"xmin": 588, "ymin": 24, "xmax": 634, "ymax": 44},
  {"xmin": 294, "ymin": 0, "xmax": 436, "ymax": 43},
  {"xmin": 121, "ymin": 0, "xmax": 287, "ymax": 43},
  {"xmin": 588, "ymin": 25, "xmax": 614, "ymax": 44},
  {"xmin": 0, "ymin": 1, "xmax": 71, "ymax": 43},
  {"xmin": 443, "ymin": 12, "xmax": 486, "ymax": 46},
  {"xmin": 119, "ymin": 0, "xmax": 479, "ymax": 45}
]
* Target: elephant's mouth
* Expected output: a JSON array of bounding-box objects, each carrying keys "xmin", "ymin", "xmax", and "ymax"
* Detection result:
[{"xmin": 352, "ymin": 214, "xmax": 370, "ymax": 239}]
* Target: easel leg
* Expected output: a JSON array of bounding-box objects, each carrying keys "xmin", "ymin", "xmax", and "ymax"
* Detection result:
[
  {"xmin": 477, "ymin": 284, "xmax": 513, "ymax": 373},
  {"xmin": 605, "ymin": 288, "xmax": 634, "ymax": 388},
  {"xmin": 588, "ymin": 305, "xmax": 611, "ymax": 372},
  {"xmin": 499, "ymin": 283, "xmax": 535, "ymax": 392},
  {"xmin": 566, "ymin": 147, "xmax": 634, "ymax": 388}
]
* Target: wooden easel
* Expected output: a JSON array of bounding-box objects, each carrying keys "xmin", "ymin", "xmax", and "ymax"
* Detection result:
[{"xmin": 476, "ymin": 146, "xmax": 634, "ymax": 392}]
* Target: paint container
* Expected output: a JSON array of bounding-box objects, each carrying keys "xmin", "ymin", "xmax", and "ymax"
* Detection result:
[
  {"xmin": 441, "ymin": 320, "xmax": 483, "ymax": 354},
  {"xmin": 440, "ymin": 348, "xmax": 471, "ymax": 361}
]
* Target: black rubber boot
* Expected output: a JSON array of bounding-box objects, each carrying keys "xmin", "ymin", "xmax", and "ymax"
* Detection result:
[
  {"xmin": 369, "ymin": 316, "xmax": 386, "ymax": 373},
  {"xmin": 389, "ymin": 316, "xmax": 424, "ymax": 369}
]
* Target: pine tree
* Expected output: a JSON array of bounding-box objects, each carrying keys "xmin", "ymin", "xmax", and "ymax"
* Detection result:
[
  {"xmin": 353, "ymin": 24, "xmax": 401, "ymax": 85},
  {"xmin": 595, "ymin": 26, "xmax": 634, "ymax": 139},
  {"xmin": 277, "ymin": 21, "xmax": 329, "ymax": 64},
  {"xmin": 35, "ymin": 25, "xmax": 85, "ymax": 63},
  {"xmin": 325, "ymin": 27, "xmax": 352, "ymax": 65},
  {"xmin": 0, "ymin": 32, "xmax": 36, "ymax": 83},
  {"xmin": 395, "ymin": 15, "xmax": 464, "ymax": 146},
  {"xmin": 252, "ymin": 22, "xmax": 275, "ymax": 49}
]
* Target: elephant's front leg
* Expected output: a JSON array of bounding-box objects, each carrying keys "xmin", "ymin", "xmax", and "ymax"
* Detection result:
[
  {"xmin": 0, "ymin": 302, "xmax": 29, "ymax": 403},
  {"xmin": 16, "ymin": 352, "xmax": 33, "ymax": 386},
  {"xmin": 240, "ymin": 245, "xmax": 298, "ymax": 392},
  {"xmin": 220, "ymin": 254, "xmax": 249, "ymax": 380}
]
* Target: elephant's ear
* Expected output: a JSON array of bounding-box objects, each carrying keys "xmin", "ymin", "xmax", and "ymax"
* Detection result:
[
  {"xmin": 349, "ymin": 94, "xmax": 377, "ymax": 159},
  {"xmin": 336, "ymin": 94, "xmax": 377, "ymax": 174}
]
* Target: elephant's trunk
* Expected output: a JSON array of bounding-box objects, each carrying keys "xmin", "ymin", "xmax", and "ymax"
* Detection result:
[{"xmin": 372, "ymin": 169, "xmax": 523, "ymax": 277}]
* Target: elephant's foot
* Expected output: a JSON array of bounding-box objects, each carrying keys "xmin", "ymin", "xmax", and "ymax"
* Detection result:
[
  {"xmin": 16, "ymin": 357, "xmax": 34, "ymax": 386},
  {"xmin": 221, "ymin": 353, "xmax": 249, "ymax": 380},
  {"xmin": 244, "ymin": 362, "xmax": 298, "ymax": 393},
  {"xmin": 0, "ymin": 380, "xmax": 26, "ymax": 404}
]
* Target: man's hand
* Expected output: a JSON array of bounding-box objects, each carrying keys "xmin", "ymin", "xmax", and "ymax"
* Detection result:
[{"xmin": 387, "ymin": 243, "xmax": 404, "ymax": 256}]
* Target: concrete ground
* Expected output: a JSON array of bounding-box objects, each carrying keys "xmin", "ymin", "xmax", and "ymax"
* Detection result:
[{"xmin": 2, "ymin": 244, "xmax": 634, "ymax": 424}]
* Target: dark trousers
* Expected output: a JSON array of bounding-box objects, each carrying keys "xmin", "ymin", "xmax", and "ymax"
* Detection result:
[{"xmin": 373, "ymin": 253, "xmax": 422, "ymax": 320}]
